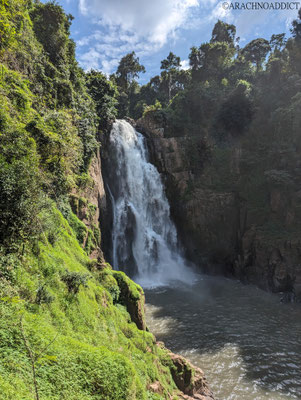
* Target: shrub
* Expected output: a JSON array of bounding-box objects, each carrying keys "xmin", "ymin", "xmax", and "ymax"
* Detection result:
[
  {"xmin": 61, "ymin": 270, "xmax": 89, "ymax": 294},
  {"xmin": 143, "ymin": 99, "xmax": 162, "ymax": 116},
  {"xmin": 99, "ymin": 271, "xmax": 120, "ymax": 303},
  {"xmin": 0, "ymin": 248, "xmax": 19, "ymax": 283},
  {"xmin": 0, "ymin": 130, "xmax": 42, "ymax": 247},
  {"xmin": 35, "ymin": 284, "xmax": 55, "ymax": 305}
]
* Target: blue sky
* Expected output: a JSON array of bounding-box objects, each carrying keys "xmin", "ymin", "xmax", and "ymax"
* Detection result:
[{"xmin": 57, "ymin": 0, "xmax": 299, "ymax": 83}]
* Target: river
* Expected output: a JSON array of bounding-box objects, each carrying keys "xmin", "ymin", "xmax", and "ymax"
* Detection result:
[{"xmin": 145, "ymin": 276, "xmax": 301, "ymax": 400}]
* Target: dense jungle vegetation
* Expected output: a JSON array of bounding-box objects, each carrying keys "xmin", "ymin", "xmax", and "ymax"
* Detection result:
[
  {"xmin": 0, "ymin": 0, "xmax": 301, "ymax": 398},
  {"xmin": 115, "ymin": 12, "xmax": 301, "ymax": 147},
  {"xmin": 0, "ymin": 1, "xmax": 192, "ymax": 399}
]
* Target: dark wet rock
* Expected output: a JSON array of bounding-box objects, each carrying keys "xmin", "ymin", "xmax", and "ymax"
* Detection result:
[
  {"xmin": 168, "ymin": 351, "xmax": 215, "ymax": 399},
  {"xmin": 137, "ymin": 113, "xmax": 301, "ymax": 303},
  {"xmin": 154, "ymin": 342, "xmax": 215, "ymax": 400}
]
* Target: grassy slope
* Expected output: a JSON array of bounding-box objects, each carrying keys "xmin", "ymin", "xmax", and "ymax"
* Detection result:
[
  {"xmin": 0, "ymin": 58, "xmax": 179, "ymax": 399},
  {"xmin": 0, "ymin": 2, "xmax": 183, "ymax": 398},
  {"xmin": 0, "ymin": 206, "xmax": 178, "ymax": 400}
]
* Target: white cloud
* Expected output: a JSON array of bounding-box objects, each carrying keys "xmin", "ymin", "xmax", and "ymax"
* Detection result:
[
  {"xmin": 79, "ymin": 0, "xmax": 199, "ymax": 46},
  {"xmin": 101, "ymin": 58, "xmax": 120, "ymax": 75},
  {"xmin": 75, "ymin": 0, "xmax": 297, "ymax": 74},
  {"xmin": 180, "ymin": 59, "xmax": 190, "ymax": 70},
  {"xmin": 76, "ymin": 0, "xmax": 200, "ymax": 72},
  {"xmin": 209, "ymin": 1, "xmax": 233, "ymax": 21},
  {"xmin": 79, "ymin": 48, "xmax": 103, "ymax": 70}
]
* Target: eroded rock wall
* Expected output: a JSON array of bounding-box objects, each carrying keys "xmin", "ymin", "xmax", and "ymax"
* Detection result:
[
  {"xmin": 70, "ymin": 148, "xmax": 107, "ymax": 262},
  {"xmin": 137, "ymin": 114, "xmax": 301, "ymax": 301}
]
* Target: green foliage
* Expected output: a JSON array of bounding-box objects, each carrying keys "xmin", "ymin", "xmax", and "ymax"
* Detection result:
[
  {"xmin": 59, "ymin": 203, "xmax": 87, "ymax": 243},
  {"xmin": 35, "ymin": 284, "xmax": 55, "ymax": 305},
  {"xmin": 76, "ymin": 346, "xmax": 143, "ymax": 400},
  {"xmin": 113, "ymin": 270, "xmax": 143, "ymax": 302},
  {"xmin": 86, "ymin": 70, "xmax": 118, "ymax": 131},
  {"xmin": 0, "ymin": 247, "xmax": 20, "ymax": 283},
  {"xmin": 214, "ymin": 84, "xmax": 254, "ymax": 138},
  {"xmin": 115, "ymin": 51, "xmax": 145, "ymax": 91},
  {"xmin": 0, "ymin": 129, "xmax": 41, "ymax": 247},
  {"xmin": 211, "ymin": 20, "xmax": 236, "ymax": 45},
  {"xmin": 0, "ymin": 2, "xmax": 185, "ymax": 397},
  {"xmin": 30, "ymin": 1, "xmax": 74, "ymax": 72},
  {"xmin": 61, "ymin": 270, "xmax": 89, "ymax": 294},
  {"xmin": 160, "ymin": 52, "xmax": 181, "ymax": 72},
  {"xmin": 99, "ymin": 271, "xmax": 121, "ymax": 303},
  {"xmin": 0, "ymin": 0, "xmax": 29, "ymax": 53},
  {"xmin": 77, "ymin": 116, "xmax": 98, "ymax": 172},
  {"xmin": 113, "ymin": 52, "xmax": 145, "ymax": 118},
  {"xmin": 0, "ymin": 0, "xmax": 118, "ymax": 250},
  {"xmin": 143, "ymin": 100, "xmax": 162, "ymax": 116},
  {"xmin": 136, "ymin": 12, "xmax": 301, "ymax": 252},
  {"xmin": 2, "ymin": 0, "xmax": 301, "ymax": 396},
  {"xmin": 241, "ymin": 38, "xmax": 271, "ymax": 71},
  {"xmin": 0, "ymin": 206, "xmax": 178, "ymax": 399},
  {"xmin": 291, "ymin": 8, "xmax": 301, "ymax": 39},
  {"xmin": 270, "ymin": 33, "xmax": 286, "ymax": 52},
  {"xmin": 188, "ymin": 21, "xmax": 237, "ymax": 83},
  {"xmin": 26, "ymin": 111, "xmax": 82, "ymax": 196}
]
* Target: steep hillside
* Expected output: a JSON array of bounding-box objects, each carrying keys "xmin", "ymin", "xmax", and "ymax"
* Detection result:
[
  {"xmin": 0, "ymin": 1, "xmax": 214, "ymax": 399},
  {"xmin": 1, "ymin": 202, "xmax": 214, "ymax": 400}
]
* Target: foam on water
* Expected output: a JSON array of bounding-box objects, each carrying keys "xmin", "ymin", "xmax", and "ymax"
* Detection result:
[{"xmin": 145, "ymin": 277, "xmax": 301, "ymax": 400}]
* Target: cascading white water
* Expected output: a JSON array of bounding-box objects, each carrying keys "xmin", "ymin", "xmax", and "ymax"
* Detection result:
[{"xmin": 108, "ymin": 119, "xmax": 195, "ymax": 287}]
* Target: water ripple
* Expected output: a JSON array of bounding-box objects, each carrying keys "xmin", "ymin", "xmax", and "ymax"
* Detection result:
[{"xmin": 145, "ymin": 276, "xmax": 301, "ymax": 400}]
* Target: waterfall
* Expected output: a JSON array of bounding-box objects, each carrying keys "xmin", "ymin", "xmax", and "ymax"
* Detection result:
[{"xmin": 107, "ymin": 119, "xmax": 195, "ymax": 287}]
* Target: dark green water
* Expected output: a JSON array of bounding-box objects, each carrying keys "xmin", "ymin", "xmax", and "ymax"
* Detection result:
[{"xmin": 145, "ymin": 276, "xmax": 301, "ymax": 400}]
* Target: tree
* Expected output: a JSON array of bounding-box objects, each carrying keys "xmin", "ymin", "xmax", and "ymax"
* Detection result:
[
  {"xmin": 270, "ymin": 33, "xmax": 286, "ymax": 52},
  {"xmin": 189, "ymin": 46, "xmax": 202, "ymax": 81},
  {"xmin": 214, "ymin": 81, "xmax": 253, "ymax": 138},
  {"xmin": 291, "ymin": 9, "xmax": 301, "ymax": 40},
  {"xmin": 287, "ymin": 9, "xmax": 301, "ymax": 73},
  {"xmin": 149, "ymin": 75, "xmax": 161, "ymax": 93},
  {"xmin": 114, "ymin": 52, "xmax": 145, "ymax": 118},
  {"xmin": 86, "ymin": 70, "xmax": 118, "ymax": 131},
  {"xmin": 211, "ymin": 20, "xmax": 236, "ymax": 45},
  {"xmin": 266, "ymin": 34, "xmax": 287, "ymax": 86},
  {"xmin": 241, "ymin": 38, "xmax": 271, "ymax": 72},
  {"xmin": 160, "ymin": 52, "xmax": 182, "ymax": 101},
  {"xmin": 189, "ymin": 46, "xmax": 200, "ymax": 70},
  {"xmin": 160, "ymin": 52, "xmax": 181, "ymax": 72},
  {"xmin": 189, "ymin": 21, "xmax": 237, "ymax": 83},
  {"xmin": 198, "ymin": 42, "xmax": 235, "ymax": 81},
  {"xmin": 0, "ymin": 0, "xmax": 26, "ymax": 53},
  {"xmin": 30, "ymin": 2, "xmax": 75, "ymax": 70},
  {"xmin": 115, "ymin": 51, "xmax": 145, "ymax": 91}
]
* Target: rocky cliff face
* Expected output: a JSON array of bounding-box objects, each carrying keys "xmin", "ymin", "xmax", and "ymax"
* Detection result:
[
  {"xmin": 70, "ymin": 148, "xmax": 107, "ymax": 263},
  {"xmin": 137, "ymin": 114, "xmax": 301, "ymax": 302}
]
